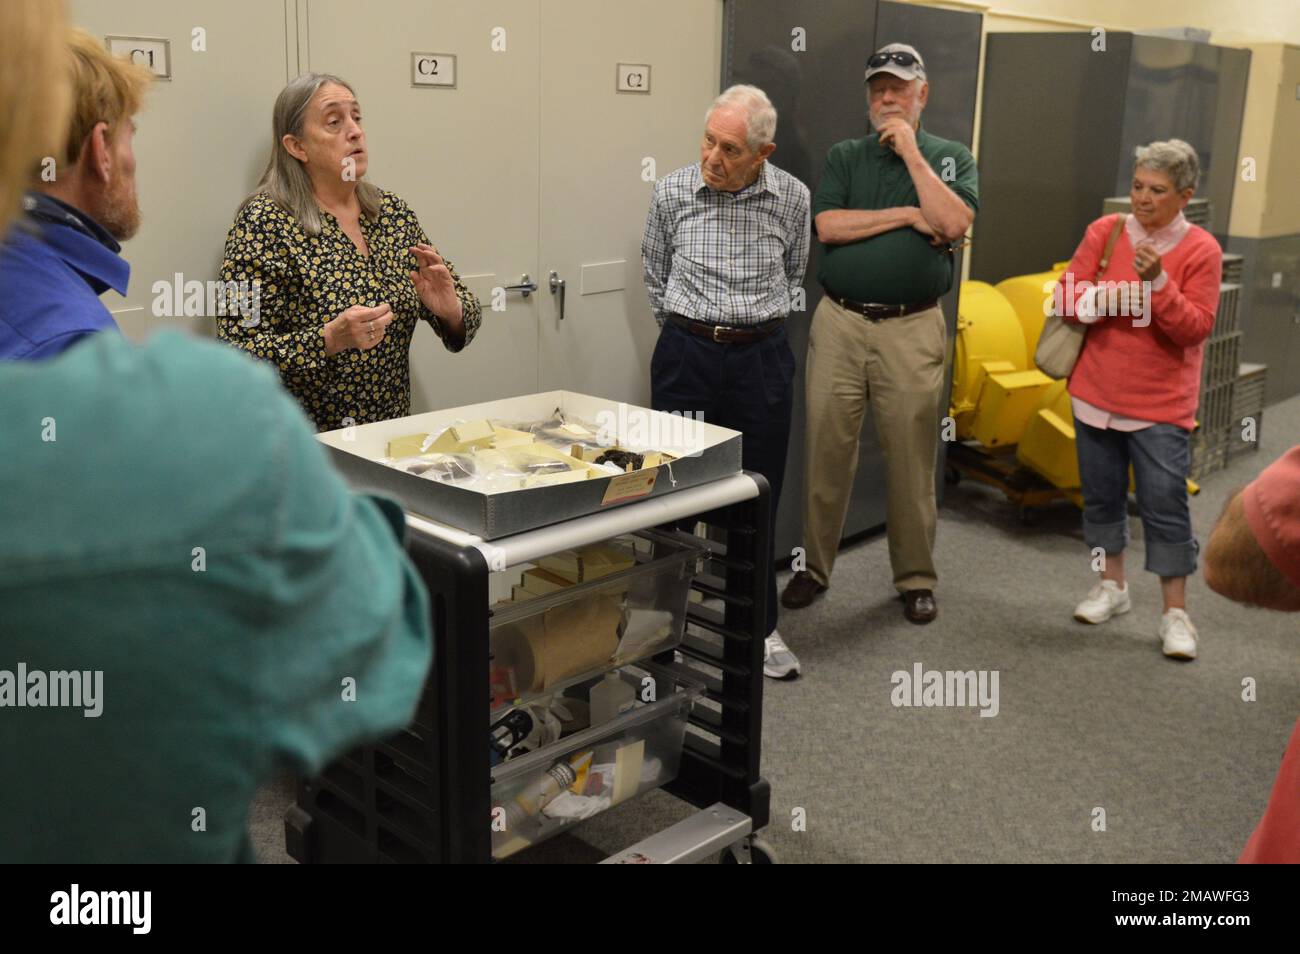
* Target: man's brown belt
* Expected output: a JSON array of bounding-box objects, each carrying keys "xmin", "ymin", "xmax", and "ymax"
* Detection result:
[
  {"xmin": 667, "ymin": 314, "xmax": 785, "ymax": 344},
  {"xmin": 824, "ymin": 291, "xmax": 939, "ymax": 321}
]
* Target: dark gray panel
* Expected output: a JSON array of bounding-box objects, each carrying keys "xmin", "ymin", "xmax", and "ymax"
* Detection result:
[
  {"xmin": 1207, "ymin": 48, "xmax": 1251, "ymax": 243},
  {"xmin": 1117, "ymin": 37, "xmax": 1251, "ymax": 238},
  {"xmin": 1204, "ymin": 46, "xmax": 1249, "ymax": 243},
  {"xmin": 873, "ymin": 1, "xmax": 982, "ymax": 513},
  {"xmin": 874, "ymin": 0, "xmax": 980, "ymax": 145},
  {"xmin": 724, "ymin": 0, "xmax": 879, "ymax": 191},
  {"xmin": 1229, "ymin": 233, "xmax": 1300, "ymax": 404},
  {"xmin": 972, "ymin": 32, "xmax": 1132, "ymax": 282},
  {"xmin": 724, "ymin": 0, "xmax": 881, "ymax": 561},
  {"xmin": 976, "ymin": 32, "xmax": 1249, "ymax": 283}
]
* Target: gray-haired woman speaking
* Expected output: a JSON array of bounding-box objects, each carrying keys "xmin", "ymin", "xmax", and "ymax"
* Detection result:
[
  {"xmin": 1056, "ymin": 139, "xmax": 1222, "ymax": 660},
  {"xmin": 217, "ymin": 73, "xmax": 481, "ymax": 431}
]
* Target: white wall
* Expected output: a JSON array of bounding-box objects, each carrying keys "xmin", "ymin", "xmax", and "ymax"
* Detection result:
[
  {"xmin": 68, "ymin": 1, "xmax": 726, "ymax": 414},
  {"xmin": 69, "ymin": 0, "xmax": 298, "ymax": 342}
]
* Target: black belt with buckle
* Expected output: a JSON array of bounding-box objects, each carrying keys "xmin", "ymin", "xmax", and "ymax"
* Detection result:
[
  {"xmin": 667, "ymin": 314, "xmax": 786, "ymax": 344},
  {"xmin": 824, "ymin": 290, "xmax": 939, "ymax": 321}
]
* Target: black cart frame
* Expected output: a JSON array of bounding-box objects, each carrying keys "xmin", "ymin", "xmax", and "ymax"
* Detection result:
[{"xmin": 286, "ymin": 473, "xmax": 773, "ymax": 863}]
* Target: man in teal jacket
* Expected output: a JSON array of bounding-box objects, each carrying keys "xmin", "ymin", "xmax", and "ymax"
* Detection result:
[{"xmin": 0, "ymin": 330, "xmax": 433, "ymax": 862}]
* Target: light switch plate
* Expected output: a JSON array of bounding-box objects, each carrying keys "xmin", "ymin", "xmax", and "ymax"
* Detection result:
[{"xmin": 1273, "ymin": 272, "xmax": 1284, "ymax": 289}]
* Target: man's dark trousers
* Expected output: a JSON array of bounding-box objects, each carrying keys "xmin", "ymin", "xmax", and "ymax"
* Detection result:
[{"xmin": 650, "ymin": 318, "xmax": 795, "ymax": 637}]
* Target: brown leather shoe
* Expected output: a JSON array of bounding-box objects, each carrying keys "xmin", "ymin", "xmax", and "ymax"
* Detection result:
[
  {"xmin": 781, "ymin": 571, "xmax": 827, "ymax": 609},
  {"xmin": 903, "ymin": 589, "xmax": 937, "ymax": 624}
]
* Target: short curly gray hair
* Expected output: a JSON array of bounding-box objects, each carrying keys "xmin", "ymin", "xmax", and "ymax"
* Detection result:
[{"xmin": 1134, "ymin": 138, "xmax": 1200, "ymax": 192}]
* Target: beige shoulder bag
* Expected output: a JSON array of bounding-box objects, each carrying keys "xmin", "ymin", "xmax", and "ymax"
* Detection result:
[{"xmin": 1034, "ymin": 214, "xmax": 1127, "ymax": 379}]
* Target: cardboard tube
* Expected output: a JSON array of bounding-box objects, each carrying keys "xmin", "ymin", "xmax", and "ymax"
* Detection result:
[
  {"xmin": 540, "ymin": 595, "xmax": 623, "ymax": 688},
  {"xmin": 493, "ymin": 594, "xmax": 625, "ymax": 693}
]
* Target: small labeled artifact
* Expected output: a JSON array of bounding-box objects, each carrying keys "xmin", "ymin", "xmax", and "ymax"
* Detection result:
[{"xmin": 380, "ymin": 410, "xmax": 675, "ymax": 494}]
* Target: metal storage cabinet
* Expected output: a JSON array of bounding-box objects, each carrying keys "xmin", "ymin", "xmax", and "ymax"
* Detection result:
[
  {"xmin": 285, "ymin": 473, "xmax": 774, "ymax": 863},
  {"xmin": 1229, "ymin": 233, "xmax": 1300, "ymax": 404},
  {"xmin": 973, "ymin": 31, "xmax": 1249, "ymax": 284}
]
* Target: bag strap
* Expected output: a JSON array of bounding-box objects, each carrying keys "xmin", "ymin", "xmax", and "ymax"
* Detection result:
[{"xmin": 1095, "ymin": 214, "xmax": 1127, "ymax": 279}]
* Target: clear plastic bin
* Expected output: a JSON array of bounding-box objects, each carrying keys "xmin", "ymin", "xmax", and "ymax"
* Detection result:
[
  {"xmin": 490, "ymin": 663, "xmax": 703, "ymax": 860},
  {"xmin": 488, "ymin": 530, "xmax": 706, "ymax": 712}
]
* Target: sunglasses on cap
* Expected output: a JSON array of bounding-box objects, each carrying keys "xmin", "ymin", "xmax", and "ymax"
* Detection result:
[{"xmin": 868, "ymin": 50, "xmax": 921, "ymax": 70}]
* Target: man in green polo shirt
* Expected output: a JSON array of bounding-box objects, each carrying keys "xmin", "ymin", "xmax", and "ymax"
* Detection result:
[{"xmin": 782, "ymin": 43, "xmax": 978, "ymax": 627}]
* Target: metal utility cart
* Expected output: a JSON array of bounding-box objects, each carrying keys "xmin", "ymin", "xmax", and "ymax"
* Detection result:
[{"xmin": 285, "ymin": 472, "xmax": 774, "ymax": 864}]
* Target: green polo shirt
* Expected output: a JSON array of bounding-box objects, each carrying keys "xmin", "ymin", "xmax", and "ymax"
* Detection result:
[
  {"xmin": 0, "ymin": 330, "xmax": 432, "ymax": 862},
  {"xmin": 813, "ymin": 127, "xmax": 978, "ymax": 305}
]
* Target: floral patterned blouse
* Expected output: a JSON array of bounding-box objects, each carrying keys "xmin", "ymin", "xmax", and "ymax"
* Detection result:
[{"xmin": 217, "ymin": 189, "xmax": 481, "ymax": 431}]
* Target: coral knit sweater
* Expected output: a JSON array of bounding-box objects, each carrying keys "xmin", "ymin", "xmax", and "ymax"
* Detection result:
[{"xmin": 1059, "ymin": 213, "xmax": 1223, "ymax": 429}]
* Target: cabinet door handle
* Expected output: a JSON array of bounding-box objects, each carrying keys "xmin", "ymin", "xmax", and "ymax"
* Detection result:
[
  {"xmin": 503, "ymin": 274, "xmax": 538, "ymax": 298},
  {"xmin": 550, "ymin": 270, "xmax": 567, "ymax": 320}
]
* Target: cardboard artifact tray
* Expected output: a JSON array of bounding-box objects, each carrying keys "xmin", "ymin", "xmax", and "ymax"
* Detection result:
[{"xmin": 317, "ymin": 390, "xmax": 742, "ymax": 539}]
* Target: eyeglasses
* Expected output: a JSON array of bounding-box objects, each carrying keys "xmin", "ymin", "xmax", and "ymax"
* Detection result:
[{"xmin": 868, "ymin": 50, "xmax": 921, "ymax": 70}]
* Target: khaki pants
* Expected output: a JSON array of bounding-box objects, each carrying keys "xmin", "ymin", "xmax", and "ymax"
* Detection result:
[{"xmin": 802, "ymin": 295, "xmax": 947, "ymax": 592}]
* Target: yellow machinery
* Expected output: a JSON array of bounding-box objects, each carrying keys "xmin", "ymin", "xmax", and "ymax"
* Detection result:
[
  {"xmin": 951, "ymin": 280, "xmax": 1054, "ymax": 449},
  {"xmin": 948, "ymin": 263, "xmax": 1086, "ymax": 512},
  {"xmin": 948, "ymin": 262, "xmax": 1189, "ymax": 512},
  {"xmin": 1014, "ymin": 378, "xmax": 1081, "ymax": 492},
  {"xmin": 992, "ymin": 267, "xmax": 1068, "ymax": 369}
]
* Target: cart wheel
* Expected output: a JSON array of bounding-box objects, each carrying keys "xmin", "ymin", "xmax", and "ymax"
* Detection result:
[
  {"xmin": 719, "ymin": 837, "xmax": 777, "ymax": 864},
  {"xmin": 943, "ymin": 464, "xmax": 961, "ymax": 486}
]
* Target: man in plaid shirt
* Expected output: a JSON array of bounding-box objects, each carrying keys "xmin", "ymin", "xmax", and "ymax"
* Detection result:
[{"xmin": 641, "ymin": 84, "xmax": 810, "ymax": 679}]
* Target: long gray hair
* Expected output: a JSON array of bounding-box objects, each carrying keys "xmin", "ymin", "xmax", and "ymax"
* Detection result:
[{"xmin": 243, "ymin": 72, "xmax": 382, "ymax": 234}]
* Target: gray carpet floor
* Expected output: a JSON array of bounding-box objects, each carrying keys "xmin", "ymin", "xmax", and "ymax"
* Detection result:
[{"xmin": 250, "ymin": 393, "xmax": 1300, "ymax": 864}]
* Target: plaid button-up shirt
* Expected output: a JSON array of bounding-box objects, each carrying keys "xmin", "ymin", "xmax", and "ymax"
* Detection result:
[{"xmin": 641, "ymin": 161, "xmax": 810, "ymax": 327}]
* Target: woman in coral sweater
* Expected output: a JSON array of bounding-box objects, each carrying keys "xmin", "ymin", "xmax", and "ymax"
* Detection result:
[{"xmin": 1057, "ymin": 139, "xmax": 1222, "ymax": 660}]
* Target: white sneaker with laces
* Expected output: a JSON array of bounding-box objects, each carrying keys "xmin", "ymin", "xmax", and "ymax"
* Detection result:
[
  {"xmin": 1073, "ymin": 580, "xmax": 1131, "ymax": 624},
  {"xmin": 763, "ymin": 630, "xmax": 800, "ymax": 680},
  {"xmin": 1160, "ymin": 608, "xmax": 1198, "ymax": 660}
]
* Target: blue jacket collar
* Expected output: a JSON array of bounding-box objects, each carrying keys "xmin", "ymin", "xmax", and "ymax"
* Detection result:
[{"xmin": 18, "ymin": 192, "xmax": 129, "ymax": 296}]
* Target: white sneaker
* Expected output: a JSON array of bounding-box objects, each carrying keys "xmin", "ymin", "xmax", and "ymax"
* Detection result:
[
  {"xmin": 1073, "ymin": 580, "xmax": 1131, "ymax": 624},
  {"xmin": 763, "ymin": 630, "xmax": 801, "ymax": 680},
  {"xmin": 1160, "ymin": 608, "xmax": 1198, "ymax": 660}
]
